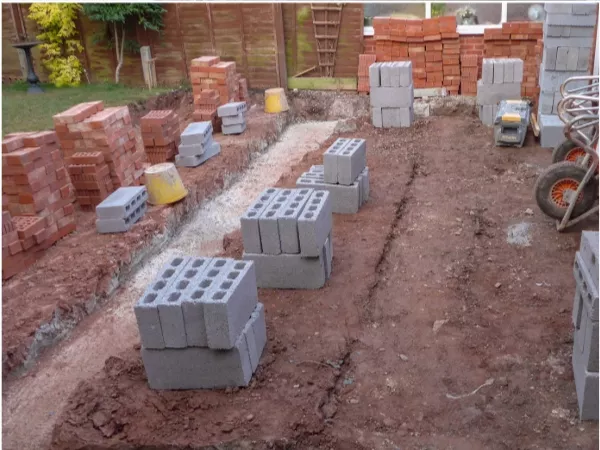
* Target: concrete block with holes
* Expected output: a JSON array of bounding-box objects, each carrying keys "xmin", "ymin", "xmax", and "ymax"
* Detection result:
[
  {"xmin": 324, "ymin": 138, "xmax": 367, "ymax": 186},
  {"xmin": 369, "ymin": 62, "xmax": 414, "ymax": 127},
  {"xmin": 298, "ymin": 190, "xmax": 332, "ymax": 257},
  {"xmin": 175, "ymin": 142, "xmax": 221, "ymax": 168},
  {"xmin": 258, "ymin": 188, "xmax": 296, "ymax": 254},
  {"xmin": 96, "ymin": 186, "xmax": 148, "ymax": 234},
  {"xmin": 539, "ymin": 114, "xmax": 564, "ymax": 148},
  {"xmin": 277, "ymin": 188, "xmax": 313, "ymax": 254},
  {"xmin": 297, "ymin": 170, "xmax": 363, "ymax": 214},
  {"xmin": 240, "ymin": 187, "xmax": 281, "ymax": 254}
]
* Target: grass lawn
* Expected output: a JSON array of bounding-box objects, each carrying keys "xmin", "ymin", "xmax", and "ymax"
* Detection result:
[{"xmin": 2, "ymin": 82, "xmax": 174, "ymax": 135}]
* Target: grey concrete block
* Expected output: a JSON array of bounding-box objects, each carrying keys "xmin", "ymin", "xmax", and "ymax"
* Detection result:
[
  {"xmin": 543, "ymin": 46, "xmax": 557, "ymax": 71},
  {"xmin": 371, "ymin": 107, "xmax": 383, "ymax": 128},
  {"xmin": 513, "ymin": 59, "xmax": 523, "ymax": 83},
  {"xmin": 577, "ymin": 47, "xmax": 591, "ymax": 71},
  {"xmin": 243, "ymin": 244, "xmax": 330, "ymax": 289},
  {"xmin": 370, "ymin": 85, "xmax": 414, "ymax": 108},
  {"xmin": 399, "ymin": 61, "xmax": 413, "ymax": 87},
  {"xmin": 298, "ymin": 190, "xmax": 332, "ymax": 257},
  {"xmin": 246, "ymin": 302, "xmax": 266, "ymax": 371},
  {"xmin": 546, "ymin": 12, "xmax": 597, "ymax": 27},
  {"xmin": 380, "ymin": 63, "xmax": 392, "ymax": 87},
  {"xmin": 277, "ymin": 188, "xmax": 312, "ymax": 254},
  {"xmin": 538, "ymin": 92, "xmax": 555, "ymax": 115},
  {"xmin": 476, "ymin": 80, "xmax": 521, "ymax": 106},
  {"xmin": 572, "ymin": 4, "xmax": 597, "ymax": 15},
  {"xmin": 217, "ymin": 102, "xmax": 247, "ymax": 117},
  {"xmin": 296, "ymin": 173, "xmax": 361, "ymax": 214},
  {"xmin": 323, "ymin": 233, "xmax": 333, "ymax": 279},
  {"xmin": 478, "ymin": 104, "xmax": 498, "ymax": 127},
  {"xmin": 544, "ymin": 3, "xmax": 572, "ymax": 14},
  {"xmin": 222, "ymin": 122, "xmax": 246, "ymax": 135},
  {"xmin": 240, "ymin": 188, "xmax": 280, "ymax": 254},
  {"xmin": 573, "ymin": 300, "xmax": 599, "ymax": 372},
  {"xmin": 503, "ymin": 59, "xmax": 514, "ymax": 83},
  {"xmin": 481, "ymin": 59, "xmax": 493, "ymax": 84},
  {"xmin": 382, "ymin": 108, "xmax": 401, "ymax": 128},
  {"xmin": 574, "ymin": 251, "xmax": 599, "ymax": 320},
  {"xmin": 545, "ymin": 24, "xmax": 569, "ymax": 37},
  {"xmin": 134, "ymin": 256, "xmax": 191, "ymax": 349},
  {"xmin": 204, "ymin": 260, "xmax": 258, "ymax": 349},
  {"xmin": 572, "ymin": 343, "xmax": 599, "ymax": 420},
  {"xmin": 574, "ymin": 285, "xmax": 585, "ymax": 329},
  {"xmin": 369, "ymin": 63, "xmax": 380, "ymax": 88},
  {"xmin": 96, "ymin": 202, "xmax": 147, "ymax": 233},
  {"xmin": 181, "ymin": 122, "xmax": 213, "ymax": 145},
  {"xmin": 567, "ymin": 47, "xmax": 580, "ymax": 71},
  {"xmin": 310, "ymin": 165, "xmax": 324, "ymax": 173},
  {"xmin": 337, "ymin": 138, "xmax": 367, "ymax": 185},
  {"xmin": 539, "ymin": 114, "xmax": 565, "ymax": 148},
  {"xmin": 96, "ymin": 186, "xmax": 147, "ymax": 220},
  {"xmin": 324, "ymin": 138, "xmax": 351, "ymax": 184},
  {"xmin": 570, "ymin": 26, "xmax": 595, "ymax": 38},
  {"xmin": 178, "ymin": 137, "xmax": 213, "ymax": 157},
  {"xmin": 544, "ymin": 36, "xmax": 595, "ymax": 49},
  {"xmin": 221, "ymin": 113, "xmax": 246, "ymax": 126},
  {"xmin": 389, "ymin": 62, "xmax": 401, "ymax": 88},
  {"xmin": 555, "ymin": 47, "xmax": 569, "ymax": 71},
  {"xmin": 399, "ymin": 107, "xmax": 414, "ymax": 127},
  {"xmin": 493, "ymin": 59, "xmax": 504, "ymax": 84},
  {"xmin": 539, "ymin": 69, "xmax": 588, "ymax": 93},
  {"xmin": 580, "ymin": 231, "xmax": 599, "ymax": 291},
  {"xmin": 175, "ymin": 142, "xmax": 221, "ymax": 168},
  {"xmin": 360, "ymin": 166, "xmax": 370, "ymax": 203},
  {"xmin": 258, "ymin": 189, "xmax": 295, "ymax": 254}
]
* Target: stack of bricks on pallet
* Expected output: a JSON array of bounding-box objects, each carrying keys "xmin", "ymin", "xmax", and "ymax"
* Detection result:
[
  {"xmin": 357, "ymin": 54, "xmax": 377, "ymax": 93},
  {"xmin": 53, "ymin": 101, "xmax": 144, "ymax": 189},
  {"xmin": 240, "ymin": 187, "xmax": 333, "ymax": 289},
  {"xmin": 296, "ymin": 138, "xmax": 369, "ymax": 214},
  {"xmin": 217, "ymin": 102, "xmax": 247, "ymax": 135},
  {"xmin": 141, "ymin": 110, "xmax": 181, "ymax": 164},
  {"xmin": 66, "ymin": 152, "xmax": 113, "ymax": 211},
  {"xmin": 369, "ymin": 62, "xmax": 414, "ymax": 128},
  {"xmin": 477, "ymin": 58, "xmax": 523, "ymax": 126},
  {"xmin": 571, "ymin": 231, "xmax": 599, "ymax": 421},
  {"xmin": 134, "ymin": 256, "xmax": 266, "ymax": 389},
  {"xmin": 2, "ymin": 132, "xmax": 76, "ymax": 279},
  {"xmin": 175, "ymin": 122, "xmax": 221, "ymax": 168},
  {"xmin": 538, "ymin": 3, "xmax": 596, "ymax": 148},
  {"xmin": 96, "ymin": 186, "xmax": 148, "ymax": 234}
]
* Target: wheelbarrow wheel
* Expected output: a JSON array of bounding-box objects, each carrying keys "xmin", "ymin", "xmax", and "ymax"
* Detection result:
[
  {"xmin": 552, "ymin": 139, "xmax": 592, "ymax": 167},
  {"xmin": 534, "ymin": 161, "xmax": 597, "ymax": 220}
]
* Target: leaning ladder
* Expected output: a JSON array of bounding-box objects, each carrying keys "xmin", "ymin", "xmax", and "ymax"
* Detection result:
[{"xmin": 310, "ymin": 3, "xmax": 344, "ymax": 77}]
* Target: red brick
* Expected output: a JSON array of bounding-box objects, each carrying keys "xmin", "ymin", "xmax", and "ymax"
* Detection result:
[
  {"xmin": 2, "ymin": 136, "xmax": 25, "ymax": 153},
  {"xmin": 13, "ymin": 215, "xmax": 45, "ymax": 240}
]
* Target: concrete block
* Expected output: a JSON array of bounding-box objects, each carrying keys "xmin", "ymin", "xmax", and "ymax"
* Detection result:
[
  {"xmin": 380, "ymin": 63, "xmax": 392, "ymax": 87},
  {"xmin": 222, "ymin": 122, "xmax": 246, "ymax": 135},
  {"xmin": 371, "ymin": 107, "xmax": 383, "ymax": 128},
  {"xmin": 324, "ymin": 138, "xmax": 351, "ymax": 184},
  {"xmin": 243, "ymin": 302, "xmax": 266, "ymax": 371},
  {"xmin": 175, "ymin": 142, "xmax": 220, "ymax": 168},
  {"xmin": 572, "ymin": 343, "xmax": 599, "ymax": 420},
  {"xmin": 546, "ymin": 13, "xmax": 597, "ymax": 27},
  {"xmin": 399, "ymin": 61, "xmax": 413, "ymax": 87},
  {"xmin": 538, "ymin": 92, "xmax": 555, "ymax": 115},
  {"xmin": 476, "ymin": 80, "xmax": 521, "ymax": 105},
  {"xmin": 399, "ymin": 107, "xmax": 414, "ymax": 127},
  {"xmin": 543, "ymin": 46, "xmax": 558, "ymax": 71},
  {"xmin": 217, "ymin": 101, "xmax": 247, "ymax": 117},
  {"xmin": 240, "ymin": 188, "xmax": 280, "ymax": 254},
  {"xmin": 580, "ymin": 231, "xmax": 599, "ymax": 291},
  {"xmin": 478, "ymin": 104, "xmax": 498, "ymax": 127},
  {"xmin": 513, "ymin": 59, "xmax": 524, "ymax": 83},
  {"xmin": 539, "ymin": 114, "xmax": 565, "ymax": 148},
  {"xmin": 134, "ymin": 256, "xmax": 191, "ymax": 349},
  {"xmin": 544, "ymin": 36, "xmax": 595, "ymax": 49},
  {"xmin": 382, "ymin": 108, "xmax": 401, "ymax": 128},
  {"xmin": 277, "ymin": 188, "xmax": 312, "ymax": 254},
  {"xmin": 555, "ymin": 47, "xmax": 569, "ymax": 71},
  {"xmin": 370, "ymin": 85, "xmax": 414, "ymax": 108},
  {"xmin": 181, "ymin": 121, "xmax": 212, "ymax": 145},
  {"xmin": 360, "ymin": 166, "xmax": 370, "ymax": 203},
  {"xmin": 181, "ymin": 257, "xmax": 231, "ymax": 347},
  {"xmin": 539, "ymin": 69, "xmax": 588, "ymax": 93},
  {"xmin": 296, "ymin": 173, "xmax": 361, "ymax": 214},
  {"xmin": 298, "ymin": 190, "xmax": 332, "ymax": 257},
  {"xmin": 369, "ymin": 63, "xmax": 380, "ymax": 87},
  {"xmin": 389, "ymin": 62, "xmax": 401, "ymax": 87},
  {"xmin": 577, "ymin": 47, "xmax": 591, "ymax": 71},
  {"xmin": 493, "ymin": 59, "xmax": 504, "ymax": 84},
  {"xmin": 553, "ymin": 91, "xmax": 562, "ymax": 113},
  {"xmin": 544, "ymin": 3, "xmax": 572, "ymax": 14},
  {"xmin": 178, "ymin": 137, "xmax": 212, "ymax": 157},
  {"xmin": 258, "ymin": 189, "xmax": 295, "ymax": 254},
  {"xmin": 337, "ymin": 138, "xmax": 367, "ymax": 185},
  {"xmin": 96, "ymin": 202, "xmax": 147, "ymax": 233},
  {"xmin": 482, "ymin": 59, "xmax": 494, "ymax": 84},
  {"xmin": 203, "ymin": 260, "xmax": 258, "ymax": 349},
  {"xmin": 221, "ymin": 113, "xmax": 246, "ymax": 126},
  {"xmin": 572, "ymin": 4, "xmax": 597, "ymax": 15},
  {"xmin": 567, "ymin": 47, "xmax": 580, "ymax": 71},
  {"xmin": 96, "ymin": 186, "xmax": 147, "ymax": 220},
  {"xmin": 323, "ymin": 233, "xmax": 333, "ymax": 278},
  {"xmin": 310, "ymin": 165, "xmax": 324, "ymax": 173},
  {"xmin": 243, "ymin": 244, "xmax": 330, "ymax": 289},
  {"xmin": 570, "ymin": 26, "xmax": 595, "ymax": 38},
  {"xmin": 574, "ymin": 285, "xmax": 585, "ymax": 329},
  {"xmin": 573, "ymin": 300, "xmax": 599, "ymax": 373},
  {"xmin": 503, "ymin": 59, "xmax": 514, "ymax": 83},
  {"xmin": 545, "ymin": 24, "xmax": 569, "ymax": 37},
  {"xmin": 574, "ymin": 251, "xmax": 599, "ymax": 320}
]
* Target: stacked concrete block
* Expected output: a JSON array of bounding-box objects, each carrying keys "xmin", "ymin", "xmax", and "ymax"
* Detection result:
[
  {"xmin": 571, "ymin": 231, "xmax": 599, "ymax": 420},
  {"xmin": 217, "ymin": 102, "xmax": 248, "ymax": 135},
  {"xmin": 66, "ymin": 152, "xmax": 114, "ymax": 211},
  {"xmin": 538, "ymin": 4, "xmax": 596, "ymax": 148},
  {"xmin": 240, "ymin": 187, "xmax": 333, "ymax": 289},
  {"xmin": 369, "ymin": 62, "xmax": 414, "ymax": 128},
  {"xmin": 134, "ymin": 255, "xmax": 266, "ymax": 389},
  {"xmin": 175, "ymin": 122, "xmax": 221, "ymax": 168},
  {"xmin": 477, "ymin": 58, "xmax": 523, "ymax": 126},
  {"xmin": 96, "ymin": 186, "xmax": 148, "ymax": 234},
  {"xmin": 141, "ymin": 110, "xmax": 181, "ymax": 165}
]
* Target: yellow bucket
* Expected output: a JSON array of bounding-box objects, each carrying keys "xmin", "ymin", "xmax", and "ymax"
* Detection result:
[
  {"xmin": 264, "ymin": 88, "xmax": 289, "ymax": 113},
  {"xmin": 144, "ymin": 162, "xmax": 188, "ymax": 205}
]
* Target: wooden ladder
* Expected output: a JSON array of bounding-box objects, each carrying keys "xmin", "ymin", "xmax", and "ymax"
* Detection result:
[{"xmin": 310, "ymin": 3, "xmax": 344, "ymax": 77}]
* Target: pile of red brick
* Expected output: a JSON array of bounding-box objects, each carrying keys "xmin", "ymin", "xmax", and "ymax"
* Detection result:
[
  {"xmin": 358, "ymin": 54, "xmax": 377, "ymax": 93},
  {"xmin": 66, "ymin": 152, "xmax": 113, "ymax": 211},
  {"xmin": 460, "ymin": 54, "xmax": 479, "ymax": 96},
  {"xmin": 372, "ymin": 16, "xmax": 461, "ymax": 93},
  {"xmin": 141, "ymin": 110, "xmax": 181, "ymax": 164},
  {"xmin": 484, "ymin": 22, "xmax": 543, "ymax": 107},
  {"xmin": 190, "ymin": 56, "xmax": 250, "ymax": 128},
  {"xmin": 2, "ymin": 131, "xmax": 76, "ymax": 279}
]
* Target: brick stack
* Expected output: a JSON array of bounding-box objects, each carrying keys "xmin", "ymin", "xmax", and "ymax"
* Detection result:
[
  {"xmin": 477, "ymin": 58, "xmax": 523, "ymax": 125},
  {"xmin": 2, "ymin": 132, "xmax": 76, "ymax": 279},
  {"xmin": 66, "ymin": 152, "xmax": 113, "ymax": 211},
  {"xmin": 141, "ymin": 110, "xmax": 181, "ymax": 165},
  {"xmin": 134, "ymin": 255, "xmax": 267, "ymax": 389},
  {"xmin": 538, "ymin": 3, "xmax": 596, "ymax": 148},
  {"xmin": 460, "ymin": 54, "xmax": 480, "ymax": 95},
  {"xmin": 440, "ymin": 20, "xmax": 461, "ymax": 96},
  {"xmin": 369, "ymin": 62, "xmax": 414, "ymax": 128},
  {"xmin": 358, "ymin": 54, "xmax": 377, "ymax": 93}
]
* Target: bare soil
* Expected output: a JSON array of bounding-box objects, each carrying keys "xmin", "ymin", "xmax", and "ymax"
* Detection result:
[{"xmin": 46, "ymin": 116, "xmax": 598, "ymax": 449}]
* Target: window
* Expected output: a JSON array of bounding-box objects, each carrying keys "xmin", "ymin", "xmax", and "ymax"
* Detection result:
[
  {"xmin": 432, "ymin": 3, "xmax": 502, "ymax": 25},
  {"xmin": 364, "ymin": 3, "xmax": 426, "ymax": 27},
  {"xmin": 507, "ymin": 2, "xmax": 545, "ymax": 22}
]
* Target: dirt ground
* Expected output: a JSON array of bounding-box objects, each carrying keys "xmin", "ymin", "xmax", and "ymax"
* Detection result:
[{"xmin": 36, "ymin": 113, "xmax": 598, "ymax": 449}]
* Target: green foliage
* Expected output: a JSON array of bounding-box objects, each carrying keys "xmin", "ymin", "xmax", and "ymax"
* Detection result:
[
  {"xmin": 82, "ymin": 4, "xmax": 166, "ymax": 32},
  {"xmin": 28, "ymin": 3, "xmax": 84, "ymax": 87},
  {"xmin": 431, "ymin": 3, "xmax": 446, "ymax": 18}
]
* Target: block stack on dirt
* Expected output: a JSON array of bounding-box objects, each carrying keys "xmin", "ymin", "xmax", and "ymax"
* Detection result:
[
  {"xmin": 217, "ymin": 102, "xmax": 248, "ymax": 135},
  {"xmin": 2, "ymin": 131, "xmax": 76, "ymax": 279},
  {"xmin": 538, "ymin": 3, "xmax": 596, "ymax": 148},
  {"xmin": 53, "ymin": 101, "xmax": 143, "ymax": 191},
  {"xmin": 357, "ymin": 54, "xmax": 377, "ymax": 93},
  {"xmin": 477, "ymin": 58, "xmax": 523, "ymax": 126},
  {"xmin": 141, "ymin": 110, "xmax": 181, "ymax": 164},
  {"xmin": 296, "ymin": 138, "xmax": 369, "ymax": 215},
  {"xmin": 175, "ymin": 122, "xmax": 221, "ymax": 168},
  {"xmin": 134, "ymin": 255, "xmax": 266, "ymax": 389},
  {"xmin": 572, "ymin": 231, "xmax": 599, "ymax": 421},
  {"xmin": 96, "ymin": 186, "xmax": 148, "ymax": 234},
  {"xmin": 240, "ymin": 187, "xmax": 333, "ymax": 289},
  {"xmin": 369, "ymin": 62, "xmax": 414, "ymax": 128}
]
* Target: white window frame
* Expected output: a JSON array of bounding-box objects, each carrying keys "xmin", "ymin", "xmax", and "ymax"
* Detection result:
[{"xmin": 364, "ymin": 2, "xmax": 509, "ymax": 36}]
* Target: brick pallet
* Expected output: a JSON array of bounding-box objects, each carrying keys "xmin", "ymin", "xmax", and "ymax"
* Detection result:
[
  {"xmin": 477, "ymin": 58, "xmax": 524, "ymax": 126},
  {"xmin": 2, "ymin": 131, "xmax": 76, "ymax": 279},
  {"xmin": 134, "ymin": 256, "xmax": 266, "ymax": 389},
  {"xmin": 141, "ymin": 110, "xmax": 181, "ymax": 165},
  {"xmin": 369, "ymin": 62, "xmax": 414, "ymax": 128}
]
